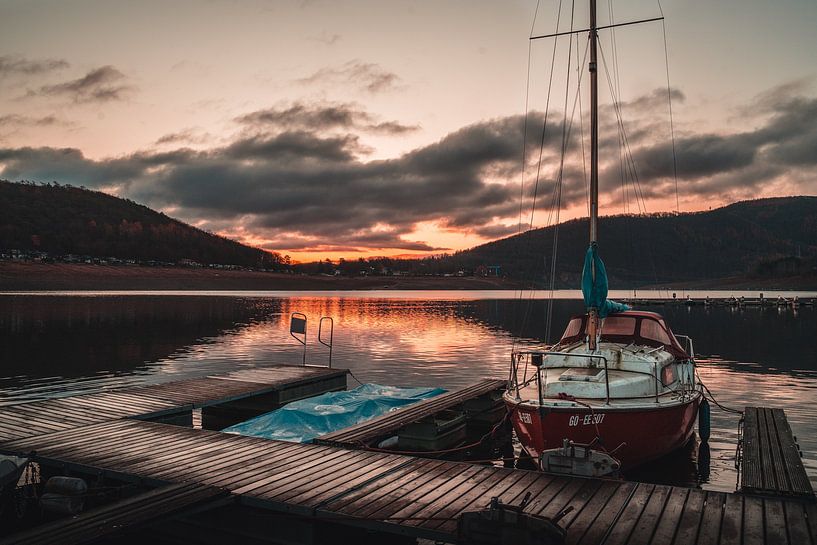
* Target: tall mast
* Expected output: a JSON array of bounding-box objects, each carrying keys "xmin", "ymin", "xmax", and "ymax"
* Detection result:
[
  {"xmin": 589, "ymin": 0, "xmax": 598, "ymax": 245},
  {"xmin": 587, "ymin": 0, "xmax": 600, "ymax": 351}
]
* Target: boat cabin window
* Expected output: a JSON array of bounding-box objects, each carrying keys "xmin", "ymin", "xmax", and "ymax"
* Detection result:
[
  {"xmin": 557, "ymin": 312, "xmax": 687, "ymax": 358},
  {"xmin": 640, "ymin": 318, "xmax": 672, "ymax": 345},
  {"xmin": 562, "ymin": 318, "xmax": 583, "ymax": 339},
  {"xmin": 601, "ymin": 316, "xmax": 636, "ymax": 335}
]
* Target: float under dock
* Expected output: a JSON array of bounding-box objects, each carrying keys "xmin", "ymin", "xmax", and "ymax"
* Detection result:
[
  {"xmin": 314, "ymin": 378, "xmax": 507, "ymax": 449},
  {"xmin": 2, "ymin": 417, "xmax": 816, "ymax": 544},
  {"xmin": 1, "ymin": 482, "xmax": 230, "ymax": 545},
  {"xmin": 739, "ymin": 406, "xmax": 815, "ymax": 499},
  {"xmin": 0, "ymin": 364, "xmax": 348, "ymax": 442}
]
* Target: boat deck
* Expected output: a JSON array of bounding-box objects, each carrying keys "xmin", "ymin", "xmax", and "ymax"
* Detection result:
[
  {"xmin": 739, "ymin": 406, "xmax": 814, "ymax": 499},
  {"xmin": 314, "ymin": 378, "xmax": 507, "ymax": 449},
  {"xmin": 1, "ymin": 416, "xmax": 815, "ymax": 544}
]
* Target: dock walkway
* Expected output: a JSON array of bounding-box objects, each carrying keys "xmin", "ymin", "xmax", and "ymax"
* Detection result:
[
  {"xmin": 2, "ymin": 418, "xmax": 816, "ymax": 544},
  {"xmin": 2, "ymin": 482, "xmax": 229, "ymax": 545},
  {"xmin": 739, "ymin": 406, "xmax": 814, "ymax": 499},
  {"xmin": 0, "ymin": 364, "xmax": 347, "ymax": 443}
]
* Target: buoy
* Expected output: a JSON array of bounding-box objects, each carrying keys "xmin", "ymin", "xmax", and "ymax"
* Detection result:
[
  {"xmin": 40, "ymin": 476, "xmax": 87, "ymax": 515},
  {"xmin": 698, "ymin": 399, "xmax": 711, "ymax": 442},
  {"xmin": 697, "ymin": 441, "xmax": 711, "ymax": 481}
]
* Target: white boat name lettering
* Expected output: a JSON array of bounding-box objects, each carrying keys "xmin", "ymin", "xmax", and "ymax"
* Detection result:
[
  {"xmin": 569, "ymin": 414, "xmax": 604, "ymax": 427},
  {"xmin": 519, "ymin": 412, "xmax": 533, "ymax": 424}
]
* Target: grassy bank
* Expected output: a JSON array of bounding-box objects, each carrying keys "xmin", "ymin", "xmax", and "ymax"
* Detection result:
[{"xmin": 0, "ymin": 262, "xmax": 523, "ymax": 291}]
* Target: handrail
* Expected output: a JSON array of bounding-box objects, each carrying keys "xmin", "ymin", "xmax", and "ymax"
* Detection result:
[
  {"xmin": 318, "ymin": 317, "xmax": 334, "ymax": 368},
  {"xmin": 675, "ymin": 334, "xmax": 695, "ymax": 359},
  {"xmin": 289, "ymin": 312, "xmax": 307, "ymax": 365},
  {"xmin": 515, "ymin": 350, "xmax": 610, "ymax": 403},
  {"xmin": 511, "ymin": 348, "xmax": 697, "ymax": 405}
]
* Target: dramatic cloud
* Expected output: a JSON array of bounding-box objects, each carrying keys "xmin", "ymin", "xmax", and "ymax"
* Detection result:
[
  {"xmin": 155, "ymin": 128, "xmax": 211, "ymax": 145},
  {"xmin": 0, "ymin": 114, "xmax": 69, "ymax": 128},
  {"xmin": 235, "ymin": 102, "xmax": 418, "ymax": 135},
  {"xmin": 1, "ymin": 84, "xmax": 815, "ymax": 256},
  {"xmin": 0, "ymin": 55, "xmax": 68, "ymax": 77},
  {"xmin": 297, "ymin": 60, "xmax": 402, "ymax": 93},
  {"xmin": 37, "ymin": 66, "xmax": 133, "ymax": 103}
]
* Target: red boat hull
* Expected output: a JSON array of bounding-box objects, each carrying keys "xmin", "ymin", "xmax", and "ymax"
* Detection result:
[{"xmin": 507, "ymin": 394, "xmax": 701, "ymax": 469}]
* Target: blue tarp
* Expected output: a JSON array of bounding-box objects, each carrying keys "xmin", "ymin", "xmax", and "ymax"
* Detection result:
[
  {"xmin": 223, "ymin": 383, "xmax": 446, "ymax": 443},
  {"xmin": 581, "ymin": 243, "xmax": 629, "ymax": 318}
]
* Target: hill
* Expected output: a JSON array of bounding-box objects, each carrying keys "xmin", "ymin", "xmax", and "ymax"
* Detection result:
[
  {"xmin": 430, "ymin": 197, "xmax": 817, "ymax": 287},
  {"xmin": 0, "ymin": 180, "xmax": 282, "ymax": 269}
]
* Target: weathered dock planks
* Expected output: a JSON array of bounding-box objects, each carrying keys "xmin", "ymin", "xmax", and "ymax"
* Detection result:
[
  {"xmin": 0, "ymin": 482, "xmax": 230, "ymax": 545},
  {"xmin": 314, "ymin": 378, "xmax": 506, "ymax": 448},
  {"xmin": 0, "ymin": 364, "xmax": 347, "ymax": 442},
  {"xmin": 2, "ymin": 418, "xmax": 815, "ymax": 544},
  {"xmin": 740, "ymin": 406, "xmax": 814, "ymax": 499}
]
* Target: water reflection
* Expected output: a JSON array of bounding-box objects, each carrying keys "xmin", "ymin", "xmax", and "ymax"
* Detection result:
[{"xmin": 0, "ymin": 292, "xmax": 815, "ymax": 493}]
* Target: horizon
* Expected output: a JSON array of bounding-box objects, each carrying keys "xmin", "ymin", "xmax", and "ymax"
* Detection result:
[{"xmin": 1, "ymin": 0, "xmax": 815, "ymax": 262}]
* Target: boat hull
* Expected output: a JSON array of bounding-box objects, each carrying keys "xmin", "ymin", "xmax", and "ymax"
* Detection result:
[{"xmin": 506, "ymin": 393, "xmax": 701, "ymax": 470}]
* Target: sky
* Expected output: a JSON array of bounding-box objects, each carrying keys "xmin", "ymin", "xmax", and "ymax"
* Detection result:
[{"xmin": 1, "ymin": 0, "xmax": 815, "ymax": 262}]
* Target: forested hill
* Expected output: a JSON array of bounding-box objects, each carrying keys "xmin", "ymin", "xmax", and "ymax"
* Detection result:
[
  {"xmin": 0, "ymin": 180, "xmax": 282, "ymax": 268},
  {"xmin": 439, "ymin": 197, "xmax": 817, "ymax": 287}
]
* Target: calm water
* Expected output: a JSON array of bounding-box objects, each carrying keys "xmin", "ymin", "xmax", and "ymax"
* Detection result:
[{"xmin": 1, "ymin": 291, "xmax": 815, "ymax": 493}]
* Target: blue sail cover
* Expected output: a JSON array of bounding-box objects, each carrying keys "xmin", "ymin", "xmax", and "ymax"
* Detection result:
[
  {"xmin": 223, "ymin": 383, "xmax": 446, "ymax": 443},
  {"xmin": 581, "ymin": 243, "xmax": 629, "ymax": 318}
]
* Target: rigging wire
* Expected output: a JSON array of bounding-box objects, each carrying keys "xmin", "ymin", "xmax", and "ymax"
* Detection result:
[
  {"xmin": 657, "ymin": 0, "xmax": 681, "ymax": 214},
  {"xmin": 512, "ymin": 0, "xmax": 565, "ymax": 352},
  {"xmin": 576, "ymin": 33, "xmax": 590, "ymax": 219},
  {"xmin": 597, "ymin": 41, "xmax": 648, "ymax": 215},
  {"xmin": 545, "ymin": 0, "xmax": 577, "ymax": 343},
  {"xmin": 517, "ymin": 0, "xmax": 542, "ymax": 237},
  {"xmin": 511, "ymin": 0, "xmax": 543, "ymax": 357}
]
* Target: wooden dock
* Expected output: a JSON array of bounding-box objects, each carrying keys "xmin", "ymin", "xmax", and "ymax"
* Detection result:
[
  {"xmin": 739, "ymin": 406, "xmax": 814, "ymax": 499},
  {"xmin": 1, "ymin": 483, "xmax": 230, "ymax": 545},
  {"xmin": 1, "ymin": 416, "xmax": 816, "ymax": 544},
  {"xmin": 1, "ymin": 369, "xmax": 815, "ymax": 544},
  {"xmin": 314, "ymin": 378, "xmax": 507, "ymax": 449},
  {"xmin": 0, "ymin": 364, "xmax": 347, "ymax": 442}
]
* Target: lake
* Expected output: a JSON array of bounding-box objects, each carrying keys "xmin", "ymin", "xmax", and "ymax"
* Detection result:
[{"xmin": 1, "ymin": 290, "xmax": 815, "ymax": 494}]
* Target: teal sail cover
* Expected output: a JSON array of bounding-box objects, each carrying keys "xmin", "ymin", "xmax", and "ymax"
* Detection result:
[
  {"xmin": 581, "ymin": 243, "xmax": 629, "ymax": 318},
  {"xmin": 223, "ymin": 383, "xmax": 446, "ymax": 443}
]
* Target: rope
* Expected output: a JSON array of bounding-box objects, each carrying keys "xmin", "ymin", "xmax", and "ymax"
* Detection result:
[
  {"xmin": 346, "ymin": 369, "xmax": 365, "ymax": 387},
  {"xmin": 697, "ymin": 372, "xmax": 743, "ymax": 415}
]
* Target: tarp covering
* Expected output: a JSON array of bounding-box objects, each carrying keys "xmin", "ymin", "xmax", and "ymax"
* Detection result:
[
  {"xmin": 223, "ymin": 383, "xmax": 446, "ymax": 443},
  {"xmin": 581, "ymin": 243, "xmax": 629, "ymax": 318}
]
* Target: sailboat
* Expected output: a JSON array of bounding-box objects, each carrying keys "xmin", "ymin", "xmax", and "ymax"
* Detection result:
[{"xmin": 503, "ymin": 0, "xmax": 702, "ymax": 471}]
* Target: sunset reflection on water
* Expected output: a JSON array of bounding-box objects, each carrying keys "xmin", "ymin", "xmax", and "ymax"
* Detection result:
[{"xmin": 1, "ymin": 292, "xmax": 815, "ymax": 492}]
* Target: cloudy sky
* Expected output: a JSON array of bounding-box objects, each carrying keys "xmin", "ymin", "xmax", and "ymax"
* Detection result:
[{"xmin": 1, "ymin": 0, "xmax": 815, "ymax": 262}]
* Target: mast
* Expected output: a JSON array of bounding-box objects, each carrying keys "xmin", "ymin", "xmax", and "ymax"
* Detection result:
[
  {"xmin": 589, "ymin": 0, "xmax": 598, "ymax": 245},
  {"xmin": 588, "ymin": 0, "xmax": 600, "ymax": 350}
]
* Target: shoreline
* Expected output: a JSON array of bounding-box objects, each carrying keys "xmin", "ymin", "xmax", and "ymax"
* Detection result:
[{"xmin": 1, "ymin": 262, "xmax": 815, "ymax": 291}]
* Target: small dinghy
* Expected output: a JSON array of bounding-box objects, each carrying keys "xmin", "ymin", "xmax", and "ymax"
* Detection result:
[{"xmin": 539, "ymin": 439, "xmax": 620, "ymax": 478}]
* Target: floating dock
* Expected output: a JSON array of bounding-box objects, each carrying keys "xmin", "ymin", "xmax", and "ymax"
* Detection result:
[
  {"xmin": 2, "ymin": 482, "xmax": 230, "ymax": 545},
  {"xmin": 1, "ymin": 419, "xmax": 815, "ymax": 544},
  {"xmin": 738, "ymin": 406, "xmax": 814, "ymax": 499},
  {"xmin": 0, "ymin": 368, "xmax": 814, "ymax": 544},
  {"xmin": 315, "ymin": 378, "xmax": 506, "ymax": 450},
  {"xmin": 0, "ymin": 364, "xmax": 348, "ymax": 442}
]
